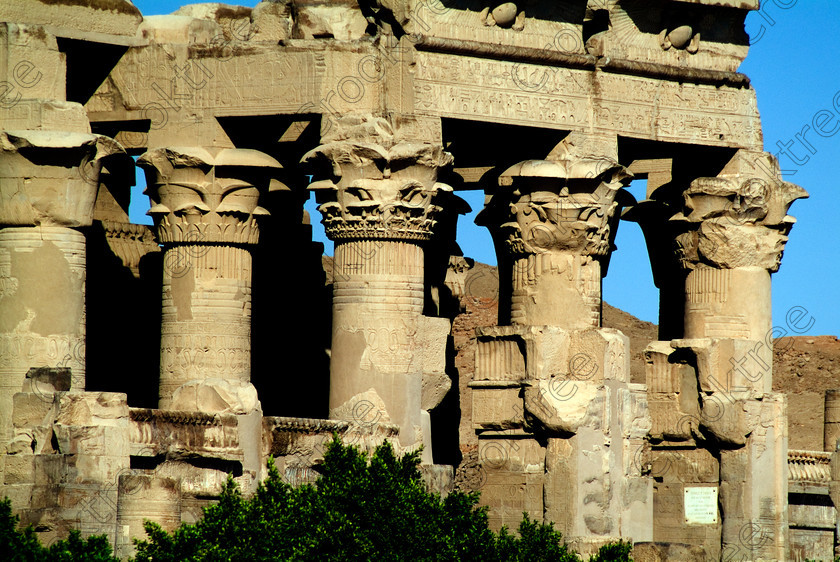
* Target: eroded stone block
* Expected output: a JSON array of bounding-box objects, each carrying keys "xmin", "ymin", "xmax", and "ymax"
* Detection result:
[
  {"xmin": 471, "ymin": 386, "xmax": 524, "ymax": 429},
  {"xmin": 12, "ymin": 393, "xmax": 58, "ymax": 428}
]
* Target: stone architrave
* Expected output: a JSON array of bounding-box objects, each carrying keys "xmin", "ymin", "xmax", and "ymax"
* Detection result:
[
  {"xmin": 138, "ymin": 147, "xmax": 284, "ymax": 413},
  {"xmin": 303, "ymin": 115, "xmax": 456, "ymax": 454},
  {"xmin": 476, "ymin": 155, "xmax": 631, "ymax": 328},
  {"xmin": 0, "ymin": 130, "xmax": 120, "ymax": 444}
]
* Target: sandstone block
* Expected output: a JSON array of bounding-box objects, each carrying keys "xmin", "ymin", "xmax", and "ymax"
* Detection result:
[
  {"xmin": 0, "ymin": 23, "xmax": 65, "ymax": 101},
  {"xmin": 0, "ymin": 0, "xmax": 141, "ymax": 37},
  {"xmin": 169, "ymin": 379, "xmax": 260, "ymax": 415},
  {"xmin": 421, "ymin": 371, "xmax": 451, "ymax": 412},
  {"xmin": 251, "ymin": 1, "xmax": 292, "ymax": 42},
  {"xmin": 673, "ymin": 337, "xmax": 772, "ymax": 396},
  {"xmin": 477, "ymin": 437, "xmax": 544, "ymax": 474},
  {"xmin": 619, "ymin": 385, "xmax": 652, "ymax": 440},
  {"xmin": 571, "ymin": 328, "xmax": 629, "ymax": 383},
  {"xmin": 471, "ymin": 386, "xmax": 524, "ymax": 429},
  {"xmin": 22, "ymin": 367, "xmax": 71, "ymax": 394},
  {"xmin": 56, "ymin": 392, "xmax": 128, "ymax": 427},
  {"xmin": 3, "ymin": 453, "xmax": 33, "ymax": 485},
  {"xmin": 481, "ymin": 470, "xmax": 544, "ymax": 531},
  {"xmin": 524, "ymin": 381, "xmax": 603, "ymax": 434},
  {"xmin": 2, "ymin": 482, "xmax": 33, "ymax": 507},
  {"xmin": 137, "ymin": 15, "xmax": 220, "ymax": 45},
  {"xmin": 632, "ymin": 542, "xmax": 706, "ymax": 562},
  {"xmin": 53, "ymin": 425, "xmax": 129, "ymax": 457},
  {"xmin": 12, "ymin": 393, "xmax": 57, "ymax": 428},
  {"xmin": 475, "ymin": 329, "xmax": 528, "ymax": 382}
]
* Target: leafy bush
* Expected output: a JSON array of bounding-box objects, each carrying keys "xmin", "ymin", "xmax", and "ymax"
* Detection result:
[
  {"xmin": 588, "ymin": 540, "xmax": 633, "ymax": 562},
  {"xmin": 0, "ymin": 497, "xmax": 118, "ymax": 561},
  {"xmin": 1, "ymin": 435, "xmax": 633, "ymax": 561},
  {"xmin": 134, "ymin": 436, "xmax": 633, "ymax": 562}
]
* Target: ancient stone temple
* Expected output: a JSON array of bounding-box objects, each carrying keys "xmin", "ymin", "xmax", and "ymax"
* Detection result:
[{"xmin": 0, "ymin": 0, "xmax": 832, "ymax": 560}]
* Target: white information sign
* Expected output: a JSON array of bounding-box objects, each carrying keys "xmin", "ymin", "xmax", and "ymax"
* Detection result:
[{"xmin": 684, "ymin": 486, "xmax": 718, "ymax": 525}]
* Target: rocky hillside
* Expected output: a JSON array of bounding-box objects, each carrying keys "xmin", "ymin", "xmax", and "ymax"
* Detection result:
[{"xmin": 773, "ymin": 336, "xmax": 840, "ymax": 450}]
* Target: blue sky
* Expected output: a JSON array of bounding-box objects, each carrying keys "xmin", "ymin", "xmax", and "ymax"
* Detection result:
[{"xmin": 129, "ymin": 0, "xmax": 838, "ymax": 336}]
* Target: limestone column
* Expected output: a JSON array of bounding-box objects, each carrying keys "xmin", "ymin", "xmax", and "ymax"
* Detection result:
[
  {"xmin": 303, "ymin": 118, "xmax": 454, "ymax": 451},
  {"xmin": 477, "ymin": 157, "xmax": 630, "ymax": 328},
  {"xmin": 671, "ymin": 151, "xmax": 808, "ymax": 393},
  {"xmin": 670, "ymin": 150, "xmax": 807, "ymax": 560},
  {"xmin": 138, "ymin": 147, "xmax": 283, "ymax": 411},
  {"xmin": 0, "ymin": 131, "xmax": 117, "ymax": 444},
  {"xmin": 472, "ymin": 151, "xmax": 652, "ymax": 541}
]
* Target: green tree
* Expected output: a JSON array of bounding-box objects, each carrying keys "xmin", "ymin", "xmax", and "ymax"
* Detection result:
[
  {"xmin": 0, "ymin": 496, "xmax": 118, "ymax": 562},
  {"xmin": 134, "ymin": 435, "xmax": 632, "ymax": 562},
  {"xmin": 588, "ymin": 540, "xmax": 633, "ymax": 562}
]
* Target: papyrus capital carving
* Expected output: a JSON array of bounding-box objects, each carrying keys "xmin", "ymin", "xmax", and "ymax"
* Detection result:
[
  {"xmin": 671, "ymin": 151, "xmax": 808, "ymax": 272},
  {"xmin": 303, "ymin": 117, "xmax": 454, "ymax": 242},
  {"xmin": 477, "ymin": 157, "xmax": 632, "ymax": 260},
  {"xmin": 138, "ymin": 147, "xmax": 284, "ymax": 245}
]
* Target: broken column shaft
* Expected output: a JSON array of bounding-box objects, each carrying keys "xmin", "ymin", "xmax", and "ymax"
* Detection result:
[
  {"xmin": 0, "ymin": 131, "xmax": 116, "ymax": 442},
  {"xmin": 670, "ymin": 151, "xmax": 807, "ymax": 560}
]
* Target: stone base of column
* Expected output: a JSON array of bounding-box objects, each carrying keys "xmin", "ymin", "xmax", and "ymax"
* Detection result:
[{"xmin": 470, "ymin": 324, "xmax": 652, "ymax": 543}]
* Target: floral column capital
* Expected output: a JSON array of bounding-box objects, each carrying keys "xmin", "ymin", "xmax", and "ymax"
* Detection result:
[
  {"xmin": 671, "ymin": 151, "xmax": 808, "ymax": 273},
  {"xmin": 477, "ymin": 156, "xmax": 632, "ymax": 260},
  {"xmin": 138, "ymin": 147, "xmax": 284, "ymax": 246}
]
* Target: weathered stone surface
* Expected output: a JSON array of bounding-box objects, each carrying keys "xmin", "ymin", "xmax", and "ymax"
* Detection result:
[
  {"xmin": 471, "ymin": 385, "xmax": 524, "ymax": 429},
  {"xmin": 250, "ymin": 1, "xmax": 293, "ymax": 42},
  {"xmin": 115, "ymin": 474, "xmax": 181, "ymax": 559},
  {"xmin": 632, "ymin": 542, "xmax": 707, "ymax": 562},
  {"xmin": 418, "ymin": 316, "xmax": 451, "ymax": 411},
  {"xmin": 0, "ymin": 1, "xmax": 142, "ymax": 37},
  {"xmin": 12, "ymin": 392, "xmax": 58, "ymax": 428},
  {"xmin": 0, "ymin": 0, "xmax": 816, "ymax": 558},
  {"xmin": 0, "ymin": 131, "xmax": 121, "ymax": 227},
  {"xmin": 168, "ymin": 379, "xmax": 260, "ymax": 415},
  {"xmin": 0, "ymin": 23, "xmax": 66, "ymax": 101}
]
